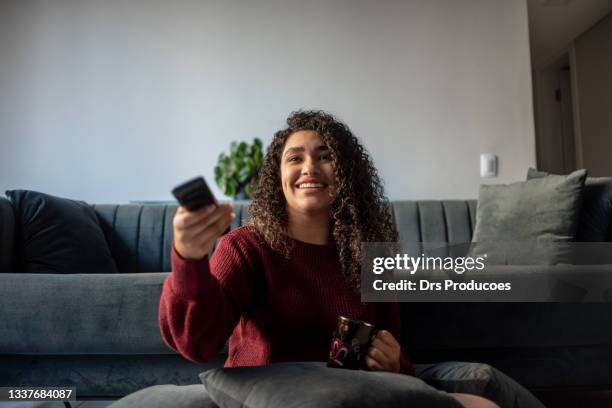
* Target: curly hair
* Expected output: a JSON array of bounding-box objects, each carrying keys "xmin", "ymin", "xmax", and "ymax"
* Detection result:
[{"xmin": 248, "ymin": 110, "xmax": 397, "ymax": 293}]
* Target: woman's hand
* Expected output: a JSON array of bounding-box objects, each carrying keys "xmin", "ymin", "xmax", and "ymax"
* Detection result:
[
  {"xmin": 173, "ymin": 203, "xmax": 233, "ymax": 260},
  {"xmin": 365, "ymin": 330, "xmax": 401, "ymax": 373}
]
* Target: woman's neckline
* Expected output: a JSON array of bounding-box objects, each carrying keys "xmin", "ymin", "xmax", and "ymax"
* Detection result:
[{"xmin": 286, "ymin": 234, "xmax": 335, "ymax": 249}]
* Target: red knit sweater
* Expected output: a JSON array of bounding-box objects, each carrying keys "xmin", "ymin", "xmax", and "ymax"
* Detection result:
[{"xmin": 159, "ymin": 226, "xmax": 414, "ymax": 375}]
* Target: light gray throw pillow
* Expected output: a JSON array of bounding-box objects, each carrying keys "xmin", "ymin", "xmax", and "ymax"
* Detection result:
[
  {"xmin": 470, "ymin": 169, "xmax": 587, "ymax": 264},
  {"xmin": 527, "ymin": 168, "xmax": 612, "ymax": 242}
]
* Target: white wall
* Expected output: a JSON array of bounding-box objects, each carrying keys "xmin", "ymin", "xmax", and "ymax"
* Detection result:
[{"xmin": 0, "ymin": 0, "xmax": 535, "ymax": 203}]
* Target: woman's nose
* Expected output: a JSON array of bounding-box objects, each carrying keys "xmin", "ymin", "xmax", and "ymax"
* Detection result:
[{"xmin": 301, "ymin": 157, "xmax": 319, "ymax": 175}]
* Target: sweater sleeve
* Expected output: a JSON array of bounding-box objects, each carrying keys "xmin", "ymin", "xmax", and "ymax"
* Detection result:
[
  {"xmin": 158, "ymin": 231, "xmax": 259, "ymax": 363},
  {"xmin": 375, "ymin": 302, "xmax": 415, "ymax": 376}
]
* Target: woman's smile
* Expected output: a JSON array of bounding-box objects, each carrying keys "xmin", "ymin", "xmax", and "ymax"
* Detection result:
[{"xmin": 295, "ymin": 179, "xmax": 328, "ymax": 193}]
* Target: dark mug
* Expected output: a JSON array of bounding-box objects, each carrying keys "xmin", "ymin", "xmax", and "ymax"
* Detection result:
[{"xmin": 327, "ymin": 315, "xmax": 377, "ymax": 370}]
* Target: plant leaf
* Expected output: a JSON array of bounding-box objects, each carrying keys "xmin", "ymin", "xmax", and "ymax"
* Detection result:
[
  {"xmin": 237, "ymin": 165, "xmax": 251, "ymax": 182},
  {"xmin": 226, "ymin": 179, "xmax": 238, "ymax": 197},
  {"xmin": 215, "ymin": 138, "xmax": 265, "ymax": 197},
  {"xmin": 238, "ymin": 142, "xmax": 248, "ymax": 156},
  {"xmin": 217, "ymin": 177, "xmax": 227, "ymax": 195},
  {"xmin": 245, "ymin": 182, "xmax": 254, "ymax": 198},
  {"xmin": 254, "ymin": 150, "xmax": 263, "ymax": 167}
]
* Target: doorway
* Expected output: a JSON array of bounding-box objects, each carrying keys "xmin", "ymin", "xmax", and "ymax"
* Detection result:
[{"xmin": 533, "ymin": 52, "xmax": 578, "ymax": 174}]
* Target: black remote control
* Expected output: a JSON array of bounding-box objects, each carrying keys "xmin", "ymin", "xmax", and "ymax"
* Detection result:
[{"xmin": 171, "ymin": 176, "xmax": 217, "ymax": 211}]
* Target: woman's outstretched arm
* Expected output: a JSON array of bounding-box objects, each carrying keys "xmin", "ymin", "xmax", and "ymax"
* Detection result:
[{"xmin": 159, "ymin": 205, "xmax": 258, "ymax": 363}]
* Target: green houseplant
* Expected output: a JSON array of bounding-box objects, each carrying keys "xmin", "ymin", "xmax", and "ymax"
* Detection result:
[{"xmin": 214, "ymin": 138, "xmax": 263, "ymax": 199}]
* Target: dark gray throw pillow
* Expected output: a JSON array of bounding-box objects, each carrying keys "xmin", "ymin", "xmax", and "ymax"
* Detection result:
[
  {"xmin": 200, "ymin": 361, "xmax": 462, "ymax": 408},
  {"xmin": 5, "ymin": 190, "xmax": 118, "ymax": 273},
  {"xmin": 527, "ymin": 168, "xmax": 612, "ymax": 242},
  {"xmin": 108, "ymin": 384, "xmax": 217, "ymax": 408},
  {"xmin": 470, "ymin": 169, "xmax": 587, "ymax": 264}
]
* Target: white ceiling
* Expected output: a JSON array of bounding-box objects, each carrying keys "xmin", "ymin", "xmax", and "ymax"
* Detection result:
[{"xmin": 528, "ymin": 0, "xmax": 612, "ymax": 68}]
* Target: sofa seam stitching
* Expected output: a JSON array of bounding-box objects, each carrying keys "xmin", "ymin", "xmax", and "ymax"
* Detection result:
[
  {"xmin": 135, "ymin": 206, "xmax": 143, "ymax": 273},
  {"xmin": 111, "ymin": 205, "xmax": 118, "ymax": 257},
  {"xmin": 441, "ymin": 201, "xmax": 449, "ymax": 243},
  {"xmin": 416, "ymin": 202, "xmax": 423, "ymax": 243},
  {"xmin": 466, "ymin": 200, "xmax": 473, "ymax": 239},
  {"xmin": 160, "ymin": 205, "xmax": 167, "ymax": 272}
]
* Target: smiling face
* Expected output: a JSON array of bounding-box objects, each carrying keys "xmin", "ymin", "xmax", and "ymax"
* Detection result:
[{"xmin": 280, "ymin": 130, "xmax": 335, "ymax": 216}]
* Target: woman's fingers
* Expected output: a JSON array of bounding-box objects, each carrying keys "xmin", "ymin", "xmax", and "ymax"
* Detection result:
[
  {"xmin": 179, "ymin": 205, "xmax": 232, "ymax": 239},
  {"xmin": 191, "ymin": 209, "xmax": 234, "ymax": 246},
  {"xmin": 172, "ymin": 203, "xmax": 234, "ymax": 260},
  {"xmin": 370, "ymin": 331, "xmax": 399, "ymax": 362},
  {"xmin": 197, "ymin": 204, "xmax": 233, "ymax": 232},
  {"xmin": 181, "ymin": 210, "xmax": 233, "ymax": 250},
  {"xmin": 368, "ymin": 340, "xmax": 394, "ymax": 363},
  {"xmin": 367, "ymin": 330, "xmax": 401, "ymax": 373},
  {"xmin": 365, "ymin": 356, "xmax": 384, "ymax": 371},
  {"xmin": 368, "ymin": 346, "xmax": 390, "ymax": 365},
  {"xmin": 176, "ymin": 204, "xmax": 232, "ymax": 230},
  {"xmin": 174, "ymin": 205, "xmax": 215, "ymax": 230},
  {"xmin": 374, "ymin": 330, "xmax": 400, "ymax": 348}
]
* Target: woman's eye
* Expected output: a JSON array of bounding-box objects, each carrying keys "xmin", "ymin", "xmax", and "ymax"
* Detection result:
[
  {"xmin": 320, "ymin": 154, "xmax": 331, "ymax": 161},
  {"xmin": 288, "ymin": 156, "xmax": 300, "ymax": 163}
]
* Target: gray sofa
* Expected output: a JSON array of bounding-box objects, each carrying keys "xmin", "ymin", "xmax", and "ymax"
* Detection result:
[{"xmin": 1, "ymin": 198, "xmax": 611, "ymax": 398}]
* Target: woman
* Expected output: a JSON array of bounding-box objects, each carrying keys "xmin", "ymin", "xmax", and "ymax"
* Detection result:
[{"xmin": 159, "ymin": 110, "xmax": 499, "ymax": 407}]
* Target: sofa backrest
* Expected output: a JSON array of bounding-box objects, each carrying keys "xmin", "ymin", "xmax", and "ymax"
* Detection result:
[
  {"xmin": 92, "ymin": 200, "xmax": 477, "ymax": 273},
  {"xmin": 393, "ymin": 200, "xmax": 477, "ymax": 243}
]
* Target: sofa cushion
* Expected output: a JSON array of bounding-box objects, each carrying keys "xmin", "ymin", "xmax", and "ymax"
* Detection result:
[
  {"xmin": 199, "ymin": 361, "xmax": 462, "ymax": 408},
  {"xmin": 1, "ymin": 354, "xmax": 227, "ymax": 398},
  {"xmin": 0, "ymin": 272, "xmax": 172, "ymax": 354},
  {"xmin": 5, "ymin": 190, "xmax": 118, "ymax": 273},
  {"xmin": 527, "ymin": 168, "xmax": 612, "ymax": 242},
  {"xmin": 470, "ymin": 169, "xmax": 587, "ymax": 264}
]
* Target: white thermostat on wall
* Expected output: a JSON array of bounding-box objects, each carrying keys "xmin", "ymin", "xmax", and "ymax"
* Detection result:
[{"xmin": 480, "ymin": 153, "xmax": 497, "ymax": 178}]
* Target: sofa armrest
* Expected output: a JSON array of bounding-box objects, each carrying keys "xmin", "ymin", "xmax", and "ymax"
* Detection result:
[{"xmin": 0, "ymin": 197, "xmax": 16, "ymax": 272}]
